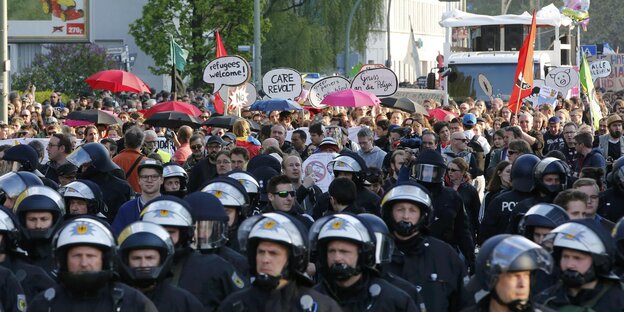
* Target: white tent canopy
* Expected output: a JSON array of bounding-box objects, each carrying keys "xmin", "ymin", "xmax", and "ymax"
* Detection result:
[{"xmin": 439, "ymin": 4, "xmax": 572, "ymax": 28}]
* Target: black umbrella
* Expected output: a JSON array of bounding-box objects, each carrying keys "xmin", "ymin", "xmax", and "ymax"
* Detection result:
[
  {"xmin": 144, "ymin": 111, "xmax": 201, "ymax": 129},
  {"xmin": 380, "ymin": 97, "xmax": 429, "ymax": 116},
  {"xmin": 203, "ymin": 115, "xmax": 261, "ymax": 131},
  {"xmin": 66, "ymin": 109, "xmax": 122, "ymax": 125}
]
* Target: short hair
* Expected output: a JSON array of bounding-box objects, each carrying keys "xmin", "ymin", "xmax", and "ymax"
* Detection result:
[
  {"xmin": 122, "ymin": 121, "xmax": 138, "ymax": 134},
  {"xmin": 282, "ymin": 154, "xmax": 302, "ymax": 169},
  {"xmin": 177, "ymin": 126, "xmax": 193, "ymax": 143},
  {"xmin": 573, "ymin": 178, "xmax": 599, "ymax": 193},
  {"xmin": 357, "ymin": 127, "xmax": 374, "ymax": 139},
  {"xmin": 376, "ymin": 119, "xmax": 390, "ymax": 131},
  {"xmin": 493, "ymin": 129, "xmax": 506, "ymax": 139},
  {"xmin": 553, "ymin": 190, "xmax": 588, "ymax": 211},
  {"xmin": 143, "ymin": 130, "xmax": 158, "ymax": 140},
  {"xmin": 27, "ymin": 140, "xmax": 45, "ymax": 160},
  {"xmin": 508, "ymin": 139, "xmax": 531, "ymax": 154},
  {"xmin": 189, "ymin": 134, "xmax": 204, "ymax": 145},
  {"xmin": 328, "ymin": 177, "xmax": 356, "ymax": 206},
  {"xmin": 124, "ymin": 126, "xmax": 145, "ymax": 149},
  {"xmin": 309, "ymin": 123, "xmax": 324, "ymax": 135},
  {"xmin": 421, "ymin": 132, "xmax": 439, "ymax": 145},
  {"xmin": 267, "ymin": 175, "xmax": 293, "ymax": 193},
  {"xmin": 433, "ymin": 121, "xmax": 449, "ymax": 134},
  {"xmin": 574, "ymin": 132, "xmax": 592, "ymax": 148},
  {"xmin": 579, "ymin": 167, "xmax": 605, "ymax": 190},
  {"xmin": 230, "ymin": 147, "xmax": 250, "ymax": 161},
  {"xmin": 505, "ymin": 126, "xmax": 523, "ymax": 139},
  {"xmin": 562, "ymin": 122, "xmax": 578, "ymax": 130},
  {"xmin": 52, "ymin": 133, "xmax": 73, "ymax": 155},
  {"xmin": 292, "ymin": 129, "xmax": 307, "ymax": 142},
  {"xmin": 100, "ymin": 138, "xmax": 118, "ymax": 155},
  {"xmin": 215, "ymin": 150, "xmax": 231, "ymax": 161}
]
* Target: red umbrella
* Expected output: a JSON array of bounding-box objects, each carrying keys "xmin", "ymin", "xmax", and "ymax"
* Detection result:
[
  {"xmin": 427, "ymin": 108, "xmax": 457, "ymax": 121},
  {"xmin": 143, "ymin": 101, "xmax": 202, "ymax": 119},
  {"xmin": 320, "ymin": 89, "xmax": 380, "ymax": 107},
  {"xmin": 85, "ymin": 70, "xmax": 151, "ymax": 94}
]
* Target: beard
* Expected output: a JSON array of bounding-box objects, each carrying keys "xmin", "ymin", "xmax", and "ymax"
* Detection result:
[{"xmin": 610, "ymin": 129, "xmax": 622, "ymax": 138}]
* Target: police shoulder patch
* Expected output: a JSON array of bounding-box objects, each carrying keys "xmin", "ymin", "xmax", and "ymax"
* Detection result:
[
  {"xmin": 232, "ymin": 272, "xmax": 245, "ymax": 289},
  {"xmin": 17, "ymin": 294, "xmax": 26, "ymax": 312}
]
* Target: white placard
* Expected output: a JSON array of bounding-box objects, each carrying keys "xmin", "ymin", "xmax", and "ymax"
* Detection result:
[
  {"xmin": 544, "ymin": 67, "xmax": 579, "ymax": 95},
  {"xmin": 262, "ymin": 68, "xmax": 303, "ymax": 100},
  {"xmin": 203, "ymin": 56, "xmax": 251, "ymax": 92},
  {"xmin": 308, "ymin": 76, "xmax": 351, "ymax": 108},
  {"xmin": 302, "ymin": 152, "xmax": 338, "ymax": 193},
  {"xmin": 350, "ymin": 68, "xmax": 398, "ymax": 97},
  {"xmin": 590, "ymin": 60, "xmax": 612, "ymax": 80}
]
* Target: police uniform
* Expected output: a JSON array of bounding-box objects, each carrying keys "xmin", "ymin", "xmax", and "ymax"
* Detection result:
[
  {"xmin": 1, "ymin": 257, "xmax": 55, "ymax": 303},
  {"xmin": 144, "ymin": 277, "xmax": 204, "ymax": 312},
  {"xmin": 0, "ymin": 265, "xmax": 27, "ymax": 312}
]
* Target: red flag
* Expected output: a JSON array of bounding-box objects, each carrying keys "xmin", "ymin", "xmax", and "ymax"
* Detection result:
[
  {"xmin": 214, "ymin": 31, "xmax": 228, "ymax": 113},
  {"xmin": 508, "ymin": 10, "xmax": 537, "ymax": 113}
]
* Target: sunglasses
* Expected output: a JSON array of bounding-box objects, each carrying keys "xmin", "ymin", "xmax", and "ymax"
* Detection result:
[
  {"xmin": 507, "ymin": 150, "xmax": 518, "ymax": 155},
  {"xmin": 448, "ymin": 168, "xmax": 461, "ymax": 172},
  {"xmin": 272, "ymin": 191, "xmax": 295, "ymax": 198},
  {"xmin": 191, "ymin": 144, "xmax": 203, "ymax": 150},
  {"xmin": 454, "ymin": 138, "xmax": 467, "ymax": 142}
]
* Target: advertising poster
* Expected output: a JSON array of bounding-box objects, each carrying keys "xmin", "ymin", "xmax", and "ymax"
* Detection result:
[{"xmin": 8, "ymin": 0, "xmax": 89, "ymax": 42}]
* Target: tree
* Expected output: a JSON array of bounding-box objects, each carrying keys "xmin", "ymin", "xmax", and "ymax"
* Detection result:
[
  {"xmin": 130, "ymin": 0, "xmax": 270, "ymax": 90},
  {"xmin": 11, "ymin": 44, "xmax": 116, "ymax": 97}
]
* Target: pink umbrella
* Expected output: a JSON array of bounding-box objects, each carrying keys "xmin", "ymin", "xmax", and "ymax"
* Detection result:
[
  {"xmin": 427, "ymin": 108, "xmax": 457, "ymax": 121},
  {"xmin": 320, "ymin": 89, "xmax": 380, "ymax": 107}
]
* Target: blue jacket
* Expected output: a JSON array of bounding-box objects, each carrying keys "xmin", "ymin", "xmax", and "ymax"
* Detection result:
[{"xmin": 111, "ymin": 197, "xmax": 144, "ymax": 236}]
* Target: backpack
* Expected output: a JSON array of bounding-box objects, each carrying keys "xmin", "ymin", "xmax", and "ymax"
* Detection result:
[{"xmin": 467, "ymin": 135, "xmax": 486, "ymax": 174}]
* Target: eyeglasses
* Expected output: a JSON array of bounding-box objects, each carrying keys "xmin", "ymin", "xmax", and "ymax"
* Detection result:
[
  {"xmin": 200, "ymin": 115, "xmax": 210, "ymax": 119},
  {"xmin": 216, "ymin": 160, "xmax": 231, "ymax": 165},
  {"xmin": 47, "ymin": 143, "xmax": 59, "ymax": 147},
  {"xmin": 454, "ymin": 138, "xmax": 467, "ymax": 142},
  {"xmin": 77, "ymin": 131, "xmax": 85, "ymax": 135},
  {"xmin": 507, "ymin": 150, "xmax": 517, "ymax": 155},
  {"xmin": 272, "ymin": 191, "xmax": 295, "ymax": 198},
  {"xmin": 191, "ymin": 144, "xmax": 203, "ymax": 150},
  {"xmin": 20, "ymin": 115, "xmax": 29, "ymax": 118},
  {"xmin": 139, "ymin": 174, "xmax": 161, "ymax": 181}
]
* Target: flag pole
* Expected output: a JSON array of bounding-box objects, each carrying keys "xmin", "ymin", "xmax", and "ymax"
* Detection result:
[{"xmin": 170, "ymin": 36, "xmax": 177, "ymax": 101}]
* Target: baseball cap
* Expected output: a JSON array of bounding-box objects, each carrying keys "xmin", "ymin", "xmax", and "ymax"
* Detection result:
[
  {"xmin": 548, "ymin": 116, "xmax": 560, "ymax": 124},
  {"xmin": 462, "ymin": 113, "xmax": 477, "ymax": 126}
]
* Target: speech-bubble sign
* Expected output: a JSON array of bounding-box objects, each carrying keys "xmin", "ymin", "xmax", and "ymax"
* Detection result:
[
  {"xmin": 590, "ymin": 60, "xmax": 612, "ymax": 80},
  {"xmin": 218, "ymin": 82, "xmax": 257, "ymax": 107},
  {"xmin": 308, "ymin": 76, "xmax": 351, "ymax": 108},
  {"xmin": 262, "ymin": 68, "xmax": 303, "ymax": 100},
  {"xmin": 203, "ymin": 55, "xmax": 250, "ymax": 92},
  {"xmin": 544, "ymin": 67, "xmax": 579, "ymax": 95},
  {"xmin": 350, "ymin": 67, "xmax": 398, "ymax": 97}
]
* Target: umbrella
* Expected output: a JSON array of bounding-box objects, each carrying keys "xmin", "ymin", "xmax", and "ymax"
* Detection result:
[
  {"xmin": 143, "ymin": 101, "xmax": 202, "ymax": 119},
  {"xmin": 380, "ymin": 97, "xmax": 429, "ymax": 116},
  {"xmin": 144, "ymin": 111, "xmax": 201, "ymax": 129},
  {"xmin": 249, "ymin": 98, "xmax": 303, "ymax": 112},
  {"xmin": 85, "ymin": 70, "xmax": 151, "ymax": 94},
  {"xmin": 204, "ymin": 115, "xmax": 261, "ymax": 131},
  {"xmin": 427, "ymin": 108, "xmax": 457, "ymax": 121},
  {"xmin": 66, "ymin": 109, "xmax": 121, "ymax": 125},
  {"xmin": 320, "ymin": 89, "xmax": 380, "ymax": 107}
]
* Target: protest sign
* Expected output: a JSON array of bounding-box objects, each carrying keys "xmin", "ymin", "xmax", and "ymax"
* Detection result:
[
  {"xmin": 590, "ymin": 60, "xmax": 612, "ymax": 80},
  {"xmin": 308, "ymin": 76, "xmax": 351, "ymax": 108},
  {"xmin": 302, "ymin": 152, "xmax": 338, "ymax": 193},
  {"xmin": 203, "ymin": 56, "xmax": 250, "ymax": 91},
  {"xmin": 351, "ymin": 68, "xmax": 398, "ymax": 97},
  {"xmin": 262, "ymin": 68, "xmax": 303, "ymax": 100},
  {"xmin": 544, "ymin": 67, "xmax": 579, "ymax": 95}
]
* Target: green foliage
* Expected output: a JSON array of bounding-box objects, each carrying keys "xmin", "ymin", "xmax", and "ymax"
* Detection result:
[
  {"xmin": 129, "ymin": 0, "xmax": 269, "ymax": 90},
  {"xmin": 34, "ymin": 90, "xmax": 70, "ymax": 104},
  {"xmin": 11, "ymin": 44, "xmax": 117, "ymax": 98}
]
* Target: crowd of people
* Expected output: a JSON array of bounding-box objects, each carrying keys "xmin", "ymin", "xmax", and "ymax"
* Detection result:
[{"xmin": 0, "ymin": 86, "xmax": 622, "ymax": 311}]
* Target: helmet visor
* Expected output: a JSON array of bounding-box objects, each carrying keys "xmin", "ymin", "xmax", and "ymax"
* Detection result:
[
  {"xmin": 195, "ymin": 220, "xmax": 228, "ymax": 250},
  {"xmin": 411, "ymin": 164, "xmax": 446, "ymax": 183},
  {"xmin": 374, "ymin": 232, "xmax": 395, "ymax": 265},
  {"xmin": 0, "ymin": 172, "xmax": 27, "ymax": 198},
  {"xmin": 490, "ymin": 236, "xmax": 553, "ymax": 274},
  {"xmin": 66, "ymin": 147, "xmax": 93, "ymax": 168}
]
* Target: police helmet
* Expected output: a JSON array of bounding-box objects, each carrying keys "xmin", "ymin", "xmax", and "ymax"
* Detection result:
[
  {"xmin": 309, "ymin": 214, "xmax": 376, "ymax": 278},
  {"xmin": 53, "ymin": 216, "xmax": 116, "ymax": 291},
  {"xmin": 468, "ymin": 234, "xmax": 552, "ymax": 294},
  {"xmin": 201, "ymin": 177, "xmax": 250, "ymax": 209},
  {"xmin": 185, "ymin": 192, "xmax": 229, "ymax": 250},
  {"xmin": 162, "ymin": 163, "xmax": 188, "ymax": 188},
  {"xmin": 67, "ymin": 142, "xmax": 118, "ymax": 172},
  {"xmin": 545, "ymin": 219, "xmax": 617, "ymax": 279},
  {"xmin": 0, "ymin": 206, "xmax": 21, "ymax": 252},
  {"xmin": 329, "ymin": 151, "xmax": 367, "ymax": 185},
  {"xmin": 411, "ymin": 149, "xmax": 446, "ymax": 184},
  {"xmin": 14, "ymin": 186, "xmax": 65, "ymax": 241},
  {"xmin": 117, "ymin": 221, "xmax": 175, "ymax": 287},
  {"xmin": 381, "ymin": 182, "xmax": 432, "ymax": 237},
  {"xmin": 238, "ymin": 212, "xmax": 309, "ymax": 279},
  {"xmin": 534, "ymin": 157, "xmax": 569, "ymax": 195},
  {"xmin": 140, "ymin": 195, "xmax": 194, "ymax": 250},
  {"xmin": 137, "ymin": 159, "xmax": 163, "ymax": 174},
  {"xmin": 227, "ymin": 170, "xmax": 260, "ymax": 194},
  {"xmin": 357, "ymin": 213, "xmax": 395, "ymax": 265},
  {"xmin": 2, "ymin": 145, "xmax": 40, "ymax": 172},
  {"xmin": 0, "ymin": 171, "xmax": 43, "ymax": 199},
  {"xmin": 60, "ymin": 180, "xmax": 105, "ymax": 216},
  {"xmin": 511, "ymin": 154, "xmax": 540, "ymax": 192},
  {"xmin": 612, "ymin": 217, "xmax": 624, "ymax": 265},
  {"xmin": 518, "ymin": 203, "xmax": 569, "ymax": 241}
]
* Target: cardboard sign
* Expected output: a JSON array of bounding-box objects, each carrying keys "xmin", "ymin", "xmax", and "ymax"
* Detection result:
[
  {"xmin": 590, "ymin": 60, "xmax": 612, "ymax": 80},
  {"xmin": 544, "ymin": 67, "xmax": 579, "ymax": 95},
  {"xmin": 351, "ymin": 68, "xmax": 398, "ymax": 97},
  {"xmin": 308, "ymin": 76, "xmax": 351, "ymax": 108},
  {"xmin": 203, "ymin": 55, "xmax": 250, "ymax": 91},
  {"xmin": 262, "ymin": 68, "xmax": 303, "ymax": 100},
  {"xmin": 302, "ymin": 152, "xmax": 338, "ymax": 193},
  {"xmin": 218, "ymin": 83, "xmax": 257, "ymax": 110}
]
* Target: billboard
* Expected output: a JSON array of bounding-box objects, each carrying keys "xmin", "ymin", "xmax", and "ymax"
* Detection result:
[{"xmin": 8, "ymin": 0, "xmax": 89, "ymax": 42}]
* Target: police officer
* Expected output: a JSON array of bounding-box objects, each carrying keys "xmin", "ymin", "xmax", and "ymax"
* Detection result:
[
  {"xmin": 463, "ymin": 235, "xmax": 554, "ymax": 312},
  {"xmin": 598, "ymin": 156, "xmax": 624, "ymax": 223},
  {"xmin": 28, "ymin": 216, "xmax": 157, "ymax": 311},
  {"xmin": 161, "ymin": 163, "xmax": 188, "ymax": 198},
  {"xmin": 202, "ymin": 177, "xmax": 250, "ymax": 252},
  {"xmin": 480, "ymin": 154, "xmax": 540, "ymax": 244},
  {"xmin": 67, "ymin": 142, "xmax": 133, "ymax": 221},
  {"xmin": 2, "ymin": 144, "xmax": 58, "ymax": 189},
  {"xmin": 312, "ymin": 151, "xmax": 381, "ymax": 219},
  {"xmin": 535, "ymin": 219, "xmax": 624, "ymax": 310},
  {"xmin": 310, "ymin": 213, "xmax": 418, "ymax": 311},
  {"xmin": 0, "ymin": 171, "xmax": 43, "ymax": 209},
  {"xmin": 117, "ymin": 221, "xmax": 204, "ymax": 312},
  {"xmin": 13, "ymin": 185, "xmax": 65, "ymax": 276},
  {"xmin": 219, "ymin": 212, "xmax": 341, "ymax": 311},
  {"xmin": 185, "ymin": 191, "xmax": 250, "ymax": 280},
  {"xmin": 0, "ymin": 206, "xmax": 54, "ymax": 302},
  {"xmin": 227, "ymin": 169, "xmax": 261, "ymax": 217},
  {"xmin": 381, "ymin": 181, "xmax": 468, "ymax": 312},
  {"xmin": 508, "ymin": 157, "xmax": 570, "ymax": 234},
  {"xmin": 60, "ymin": 179, "xmax": 108, "ymax": 219},
  {"xmin": 612, "ymin": 217, "xmax": 624, "ymax": 278},
  {"xmin": 403, "ymin": 149, "xmax": 475, "ymax": 270},
  {"xmin": 140, "ymin": 195, "xmax": 245, "ymax": 310}
]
